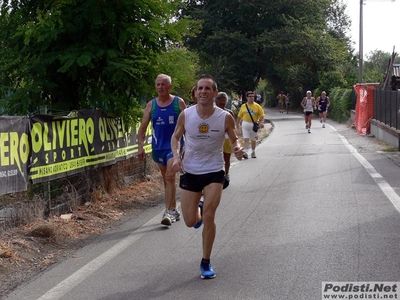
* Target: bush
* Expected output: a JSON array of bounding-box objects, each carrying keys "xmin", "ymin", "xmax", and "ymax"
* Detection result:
[{"xmin": 328, "ymin": 87, "xmax": 354, "ymax": 122}]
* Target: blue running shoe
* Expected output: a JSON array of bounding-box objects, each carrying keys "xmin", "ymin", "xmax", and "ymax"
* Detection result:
[
  {"xmin": 200, "ymin": 262, "xmax": 216, "ymax": 279},
  {"xmin": 193, "ymin": 198, "xmax": 203, "ymax": 229}
]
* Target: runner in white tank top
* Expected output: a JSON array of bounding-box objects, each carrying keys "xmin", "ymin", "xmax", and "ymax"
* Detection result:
[
  {"xmin": 301, "ymin": 90, "xmax": 316, "ymax": 133},
  {"xmin": 170, "ymin": 75, "xmax": 244, "ymax": 279}
]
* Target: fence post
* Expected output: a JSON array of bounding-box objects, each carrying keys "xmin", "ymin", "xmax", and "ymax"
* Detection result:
[
  {"xmin": 397, "ymin": 91, "xmax": 400, "ymax": 130},
  {"xmin": 43, "ymin": 181, "xmax": 51, "ymax": 217},
  {"xmin": 43, "ymin": 105, "xmax": 51, "ymax": 217}
]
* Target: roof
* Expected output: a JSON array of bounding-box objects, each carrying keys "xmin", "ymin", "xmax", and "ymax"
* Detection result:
[{"xmin": 393, "ymin": 64, "xmax": 400, "ymax": 77}]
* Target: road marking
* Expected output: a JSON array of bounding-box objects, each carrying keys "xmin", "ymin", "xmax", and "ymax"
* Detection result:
[
  {"xmin": 329, "ymin": 124, "xmax": 400, "ymax": 213},
  {"xmin": 36, "ymin": 212, "xmax": 166, "ymax": 300}
]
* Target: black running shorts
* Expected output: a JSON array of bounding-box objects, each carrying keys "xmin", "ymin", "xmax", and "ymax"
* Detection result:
[{"xmin": 179, "ymin": 170, "xmax": 225, "ymax": 192}]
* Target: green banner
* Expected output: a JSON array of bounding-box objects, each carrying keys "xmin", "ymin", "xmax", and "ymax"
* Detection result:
[{"xmin": 29, "ymin": 109, "xmax": 152, "ymax": 183}]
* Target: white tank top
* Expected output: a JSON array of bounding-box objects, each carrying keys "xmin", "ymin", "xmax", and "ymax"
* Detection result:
[
  {"xmin": 183, "ymin": 106, "xmax": 227, "ymax": 174},
  {"xmin": 304, "ymin": 97, "xmax": 314, "ymax": 112}
]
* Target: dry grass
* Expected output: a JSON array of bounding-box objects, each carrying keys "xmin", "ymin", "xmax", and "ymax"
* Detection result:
[
  {"xmin": 0, "ymin": 171, "xmax": 164, "ymax": 297},
  {"xmin": 29, "ymin": 224, "xmax": 56, "ymax": 239},
  {"xmin": 0, "ymin": 248, "xmax": 17, "ymax": 259}
]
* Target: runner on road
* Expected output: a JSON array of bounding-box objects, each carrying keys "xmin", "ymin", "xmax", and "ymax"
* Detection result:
[{"xmin": 171, "ymin": 74, "xmax": 244, "ymax": 279}]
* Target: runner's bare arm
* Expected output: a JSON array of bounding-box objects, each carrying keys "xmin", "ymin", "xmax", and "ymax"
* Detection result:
[
  {"xmin": 258, "ymin": 110, "xmax": 265, "ymax": 128},
  {"xmin": 170, "ymin": 112, "xmax": 186, "ymax": 174},
  {"xmin": 178, "ymin": 97, "xmax": 187, "ymax": 111},
  {"xmin": 137, "ymin": 101, "xmax": 153, "ymax": 159},
  {"xmin": 225, "ymin": 114, "xmax": 243, "ymax": 160},
  {"xmin": 301, "ymin": 97, "xmax": 306, "ymax": 108}
]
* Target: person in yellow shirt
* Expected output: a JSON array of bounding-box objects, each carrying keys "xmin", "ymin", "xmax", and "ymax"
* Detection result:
[
  {"xmin": 237, "ymin": 91, "xmax": 265, "ymax": 158},
  {"xmin": 276, "ymin": 91, "xmax": 286, "ymax": 113}
]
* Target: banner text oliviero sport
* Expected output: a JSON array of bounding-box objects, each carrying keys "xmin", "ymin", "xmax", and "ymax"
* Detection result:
[{"xmin": 0, "ymin": 109, "xmax": 152, "ymax": 196}]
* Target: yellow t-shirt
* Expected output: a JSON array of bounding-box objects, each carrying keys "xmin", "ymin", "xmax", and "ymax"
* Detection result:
[{"xmin": 238, "ymin": 102, "xmax": 265, "ymax": 123}]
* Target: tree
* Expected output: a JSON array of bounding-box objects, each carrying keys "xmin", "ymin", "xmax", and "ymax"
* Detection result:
[
  {"xmin": 363, "ymin": 50, "xmax": 400, "ymax": 83},
  {"xmin": 0, "ymin": 0, "xmax": 196, "ymax": 125},
  {"xmin": 326, "ymin": 0, "xmax": 352, "ymax": 48},
  {"xmin": 163, "ymin": 0, "xmax": 357, "ymax": 113},
  {"xmin": 153, "ymin": 48, "xmax": 200, "ymax": 102},
  {"xmin": 179, "ymin": 0, "xmax": 353, "ymax": 100},
  {"xmin": 315, "ymin": 0, "xmax": 357, "ymax": 89}
]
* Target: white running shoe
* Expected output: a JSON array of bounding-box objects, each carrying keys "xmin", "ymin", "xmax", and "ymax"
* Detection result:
[
  {"xmin": 161, "ymin": 210, "xmax": 175, "ymax": 226},
  {"xmin": 251, "ymin": 151, "xmax": 256, "ymax": 158},
  {"xmin": 243, "ymin": 149, "xmax": 249, "ymax": 159},
  {"xmin": 170, "ymin": 208, "xmax": 181, "ymax": 221}
]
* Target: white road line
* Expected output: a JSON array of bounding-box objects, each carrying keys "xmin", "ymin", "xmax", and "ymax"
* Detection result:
[
  {"xmin": 330, "ymin": 124, "xmax": 400, "ymax": 213},
  {"xmin": 36, "ymin": 212, "xmax": 165, "ymax": 300}
]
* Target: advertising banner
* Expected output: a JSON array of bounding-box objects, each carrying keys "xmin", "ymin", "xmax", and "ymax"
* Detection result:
[
  {"xmin": 354, "ymin": 84, "xmax": 377, "ymax": 135},
  {"xmin": 0, "ymin": 109, "xmax": 152, "ymax": 194},
  {"xmin": 29, "ymin": 109, "xmax": 152, "ymax": 183},
  {"xmin": 0, "ymin": 116, "xmax": 30, "ymax": 194}
]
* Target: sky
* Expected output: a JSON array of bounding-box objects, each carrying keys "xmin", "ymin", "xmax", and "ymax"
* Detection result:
[{"xmin": 345, "ymin": 0, "xmax": 400, "ymax": 59}]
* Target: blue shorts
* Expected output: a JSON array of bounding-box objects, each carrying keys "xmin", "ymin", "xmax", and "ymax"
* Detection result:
[
  {"xmin": 179, "ymin": 170, "xmax": 225, "ymax": 192},
  {"xmin": 152, "ymin": 149, "xmax": 173, "ymax": 166}
]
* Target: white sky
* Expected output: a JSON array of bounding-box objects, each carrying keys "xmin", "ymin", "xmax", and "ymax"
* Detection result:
[{"xmin": 345, "ymin": 0, "xmax": 400, "ymax": 58}]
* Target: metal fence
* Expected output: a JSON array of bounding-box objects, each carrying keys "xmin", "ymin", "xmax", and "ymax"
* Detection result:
[
  {"xmin": 374, "ymin": 88, "xmax": 400, "ymax": 130},
  {"xmin": 0, "ymin": 155, "xmax": 154, "ymax": 230}
]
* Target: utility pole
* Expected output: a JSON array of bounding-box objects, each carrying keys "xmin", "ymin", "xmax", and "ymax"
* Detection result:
[
  {"xmin": 359, "ymin": 0, "xmax": 364, "ymax": 83},
  {"xmin": 359, "ymin": 0, "xmax": 397, "ymax": 84}
]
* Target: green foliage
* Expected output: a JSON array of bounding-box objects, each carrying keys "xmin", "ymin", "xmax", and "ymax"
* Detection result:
[
  {"xmin": 328, "ymin": 87, "xmax": 354, "ymax": 122},
  {"xmin": 180, "ymin": 0, "xmax": 354, "ymax": 96},
  {"xmin": 0, "ymin": 0, "xmax": 196, "ymax": 126},
  {"xmin": 363, "ymin": 50, "xmax": 400, "ymax": 83},
  {"xmin": 153, "ymin": 48, "xmax": 200, "ymax": 102},
  {"xmin": 256, "ymin": 79, "xmax": 275, "ymax": 108}
]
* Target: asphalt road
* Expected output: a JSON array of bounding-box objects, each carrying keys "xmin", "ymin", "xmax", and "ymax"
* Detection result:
[{"xmin": 5, "ymin": 109, "xmax": 400, "ymax": 300}]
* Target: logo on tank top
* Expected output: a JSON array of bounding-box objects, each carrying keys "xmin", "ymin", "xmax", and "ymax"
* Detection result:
[
  {"xmin": 198, "ymin": 123, "xmax": 209, "ymax": 134},
  {"xmin": 169, "ymin": 116, "xmax": 175, "ymax": 124},
  {"xmin": 155, "ymin": 117, "xmax": 165, "ymax": 125}
]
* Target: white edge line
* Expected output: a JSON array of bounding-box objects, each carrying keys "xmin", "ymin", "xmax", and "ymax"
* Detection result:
[
  {"xmin": 36, "ymin": 211, "xmax": 165, "ymax": 300},
  {"xmin": 335, "ymin": 130, "xmax": 400, "ymax": 213}
]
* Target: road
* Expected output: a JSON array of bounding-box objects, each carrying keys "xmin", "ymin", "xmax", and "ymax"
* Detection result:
[{"xmin": 5, "ymin": 109, "xmax": 400, "ymax": 300}]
